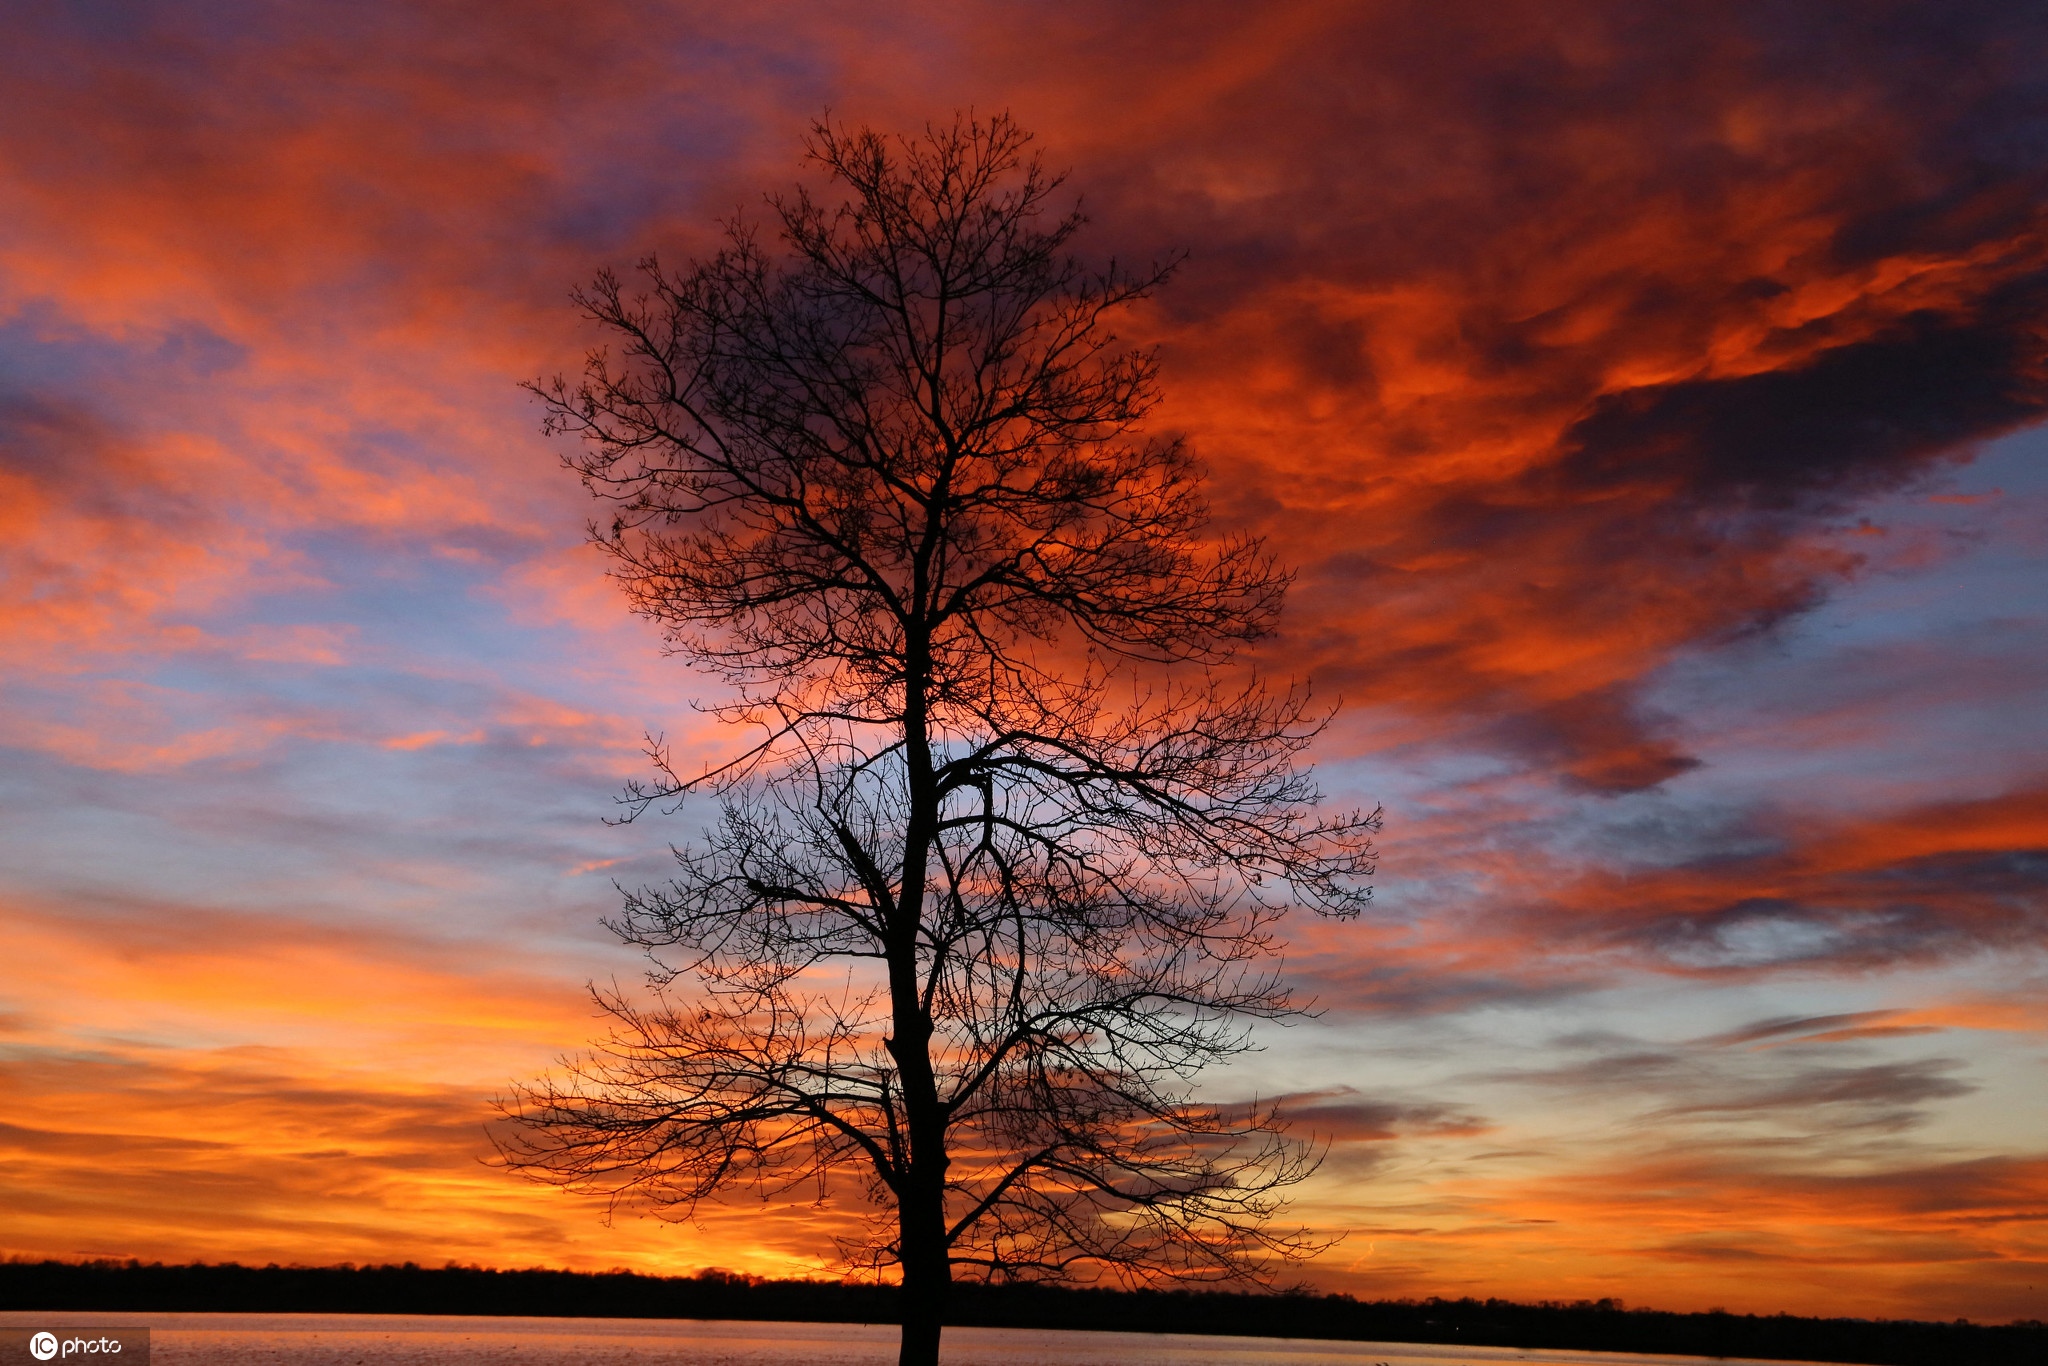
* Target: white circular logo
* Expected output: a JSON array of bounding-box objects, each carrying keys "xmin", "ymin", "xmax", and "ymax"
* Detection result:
[{"xmin": 29, "ymin": 1333, "xmax": 58, "ymax": 1362}]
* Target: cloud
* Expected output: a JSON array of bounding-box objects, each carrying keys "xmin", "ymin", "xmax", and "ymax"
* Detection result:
[
  {"xmin": 1550, "ymin": 285, "xmax": 2048, "ymax": 512},
  {"xmin": 1290, "ymin": 786, "xmax": 2048, "ymax": 1000},
  {"xmin": 0, "ymin": 385, "xmax": 260, "ymax": 669},
  {"xmin": 1270, "ymin": 1088, "xmax": 1492, "ymax": 1144},
  {"xmin": 7, "ymin": 0, "xmax": 2042, "ymax": 793},
  {"xmin": 1376, "ymin": 1146, "xmax": 2048, "ymax": 1319},
  {"xmin": 1299, "ymin": 1018, "xmax": 2045, "ymax": 1319},
  {"xmin": 994, "ymin": 0, "xmax": 2048, "ymax": 791},
  {"xmin": 1585, "ymin": 788, "xmax": 2048, "ymax": 973},
  {"xmin": 1698, "ymin": 1010, "xmax": 1941, "ymax": 1048},
  {"xmin": 0, "ymin": 1038, "xmax": 885, "ymax": 1275},
  {"xmin": 1654, "ymin": 1058, "xmax": 1977, "ymax": 1128}
]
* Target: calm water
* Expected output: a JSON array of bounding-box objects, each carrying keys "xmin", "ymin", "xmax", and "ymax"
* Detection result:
[{"xmin": 0, "ymin": 1314, "xmax": 1852, "ymax": 1366}]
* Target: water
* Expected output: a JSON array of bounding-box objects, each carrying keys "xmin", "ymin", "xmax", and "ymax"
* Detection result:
[{"xmin": 0, "ymin": 1313, "xmax": 1852, "ymax": 1366}]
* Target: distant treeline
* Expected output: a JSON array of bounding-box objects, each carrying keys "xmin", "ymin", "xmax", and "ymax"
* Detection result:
[{"xmin": 4, "ymin": 1259, "xmax": 2043, "ymax": 1366}]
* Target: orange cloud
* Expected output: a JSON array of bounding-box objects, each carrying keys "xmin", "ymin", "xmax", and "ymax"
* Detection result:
[
  {"xmin": 0, "ymin": 1046, "xmax": 856, "ymax": 1277},
  {"xmin": 0, "ymin": 895, "xmax": 865, "ymax": 1274},
  {"xmin": 1510, "ymin": 786, "xmax": 2048, "ymax": 974},
  {"xmin": 1315, "ymin": 1147, "xmax": 2048, "ymax": 1322}
]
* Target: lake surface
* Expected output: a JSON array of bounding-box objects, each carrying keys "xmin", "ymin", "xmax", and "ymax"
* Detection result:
[{"xmin": 0, "ymin": 1313, "xmax": 1855, "ymax": 1366}]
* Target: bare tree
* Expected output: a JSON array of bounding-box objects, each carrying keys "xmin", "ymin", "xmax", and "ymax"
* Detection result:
[{"xmin": 499, "ymin": 113, "xmax": 1379, "ymax": 1366}]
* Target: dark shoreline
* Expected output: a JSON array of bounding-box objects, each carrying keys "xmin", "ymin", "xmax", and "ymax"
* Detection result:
[{"xmin": 3, "ymin": 1259, "xmax": 2040, "ymax": 1366}]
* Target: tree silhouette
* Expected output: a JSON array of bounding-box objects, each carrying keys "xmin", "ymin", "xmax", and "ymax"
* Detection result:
[{"xmin": 499, "ymin": 113, "xmax": 1379, "ymax": 1366}]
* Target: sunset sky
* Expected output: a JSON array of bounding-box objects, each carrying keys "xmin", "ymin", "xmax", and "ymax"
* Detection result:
[{"xmin": 3, "ymin": 0, "xmax": 2045, "ymax": 1327}]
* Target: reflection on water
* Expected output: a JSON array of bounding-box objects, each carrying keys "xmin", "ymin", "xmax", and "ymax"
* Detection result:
[{"xmin": 0, "ymin": 1313, "xmax": 1848, "ymax": 1366}]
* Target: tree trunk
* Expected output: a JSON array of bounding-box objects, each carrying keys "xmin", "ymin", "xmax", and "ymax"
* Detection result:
[
  {"xmin": 892, "ymin": 630, "xmax": 950, "ymax": 1366},
  {"xmin": 892, "ymin": 1050, "xmax": 952, "ymax": 1366},
  {"xmin": 889, "ymin": 960, "xmax": 952, "ymax": 1366},
  {"xmin": 897, "ymin": 1316, "xmax": 942, "ymax": 1366},
  {"xmin": 896, "ymin": 1245, "xmax": 948, "ymax": 1366}
]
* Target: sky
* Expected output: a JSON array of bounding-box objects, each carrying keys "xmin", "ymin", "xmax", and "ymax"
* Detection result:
[{"xmin": 2, "ymin": 0, "xmax": 2045, "ymax": 1326}]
